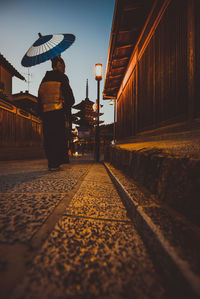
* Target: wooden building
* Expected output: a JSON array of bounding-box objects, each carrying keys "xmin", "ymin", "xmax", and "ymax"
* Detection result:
[
  {"xmin": 0, "ymin": 53, "xmax": 43, "ymax": 160},
  {"xmin": 0, "ymin": 52, "xmax": 25, "ymax": 97},
  {"xmin": 12, "ymin": 91, "xmax": 38, "ymax": 116},
  {"xmin": 103, "ymin": 0, "xmax": 200, "ymax": 141}
]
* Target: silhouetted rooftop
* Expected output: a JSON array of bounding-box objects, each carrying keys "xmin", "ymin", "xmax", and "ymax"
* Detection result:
[{"xmin": 0, "ymin": 53, "xmax": 25, "ymax": 81}]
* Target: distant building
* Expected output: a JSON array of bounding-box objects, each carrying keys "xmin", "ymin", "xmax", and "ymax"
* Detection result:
[
  {"xmin": 12, "ymin": 91, "xmax": 38, "ymax": 116},
  {"xmin": 0, "ymin": 53, "xmax": 43, "ymax": 160},
  {"xmin": 73, "ymin": 79, "xmax": 104, "ymax": 138},
  {"xmin": 100, "ymin": 123, "xmax": 114, "ymax": 142},
  {"xmin": 0, "ymin": 52, "xmax": 25, "ymax": 98},
  {"xmin": 0, "ymin": 53, "xmax": 39, "ymax": 116}
]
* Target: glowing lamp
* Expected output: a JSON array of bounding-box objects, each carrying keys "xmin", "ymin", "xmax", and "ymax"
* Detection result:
[
  {"xmin": 95, "ymin": 63, "xmax": 102, "ymax": 81},
  {"xmin": 94, "ymin": 63, "xmax": 102, "ymax": 162}
]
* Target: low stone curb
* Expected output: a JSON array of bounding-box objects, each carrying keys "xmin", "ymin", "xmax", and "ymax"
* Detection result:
[
  {"xmin": 105, "ymin": 146, "xmax": 200, "ymax": 226},
  {"xmin": 104, "ymin": 162, "xmax": 200, "ymax": 299}
]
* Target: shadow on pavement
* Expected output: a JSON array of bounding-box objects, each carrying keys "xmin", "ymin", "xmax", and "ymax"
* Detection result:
[{"xmin": 0, "ymin": 170, "xmax": 49, "ymax": 192}]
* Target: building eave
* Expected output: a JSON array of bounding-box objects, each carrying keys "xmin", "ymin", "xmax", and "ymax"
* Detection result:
[
  {"xmin": 103, "ymin": 0, "xmax": 154, "ymax": 99},
  {"xmin": 0, "ymin": 53, "xmax": 25, "ymax": 81}
]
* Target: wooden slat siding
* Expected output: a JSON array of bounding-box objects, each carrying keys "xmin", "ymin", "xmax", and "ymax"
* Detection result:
[
  {"xmin": 118, "ymin": 93, "xmax": 124, "ymax": 139},
  {"xmin": 0, "ymin": 106, "xmax": 43, "ymax": 147},
  {"xmin": 152, "ymin": 33, "xmax": 156, "ymax": 126},
  {"xmin": 116, "ymin": 96, "xmax": 120, "ymax": 140},
  {"xmin": 116, "ymin": 0, "xmax": 195, "ymax": 140},
  {"xmin": 117, "ymin": 64, "xmax": 137, "ymax": 139},
  {"xmin": 126, "ymin": 80, "xmax": 130, "ymax": 137},
  {"xmin": 127, "ymin": 80, "xmax": 131, "ymax": 137},
  {"xmin": 120, "ymin": 94, "xmax": 124, "ymax": 138},
  {"xmin": 194, "ymin": 0, "xmax": 200, "ymax": 118},
  {"xmin": 130, "ymin": 73, "xmax": 134, "ymax": 136},
  {"xmin": 122, "ymin": 94, "xmax": 126, "ymax": 137},
  {"xmin": 135, "ymin": 59, "xmax": 138, "ymax": 135},
  {"xmin": 140, "ymin": 0, "xmax": 187, "ymax": 128},
  {"xmin": 130, "ymin": 75, "xmax": 134, "ymax": 136},
  {"xmin": 117, "ymin": 96, "xmax": 120, "ymax": 139},
  {"xmin": 187, "ymin": 0, "xmax": 195, "ymax": 121},
  {"xmin": 118, "ymin": 95, "xmax": 124, "ymax": 138},
  {"xmin": 133, "ymin": 68, "xmax": 137, "ymax": 136},
  {"xmin": 138, "ymin": 48, "xmax": 154, "ymax": 131},
  {"xmin": 32, "ymin": 121, "xmax": 43, "ymax": 144},
  {"xmin": 0, "ymin": 109, "xmax": 15, "ymax": 146}
]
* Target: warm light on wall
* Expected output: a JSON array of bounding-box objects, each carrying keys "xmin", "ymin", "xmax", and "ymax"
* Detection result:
[
  {"xmin": 95, "ymin": 63, "xmax": 102, "ymax": 81},
  {"xmin": 117, "ymin": 51, "xmax": 137, "ymax": 99}
]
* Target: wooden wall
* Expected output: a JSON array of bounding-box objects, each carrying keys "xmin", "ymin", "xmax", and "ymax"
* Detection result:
[
  {"xmin": 194, "ymin": 0, "xmax": 200, "ymax": 118},
  {"xmin": 116, "ymin": 0, "xmax": 200, "ymax": 140},
  {"xmin": 0, "ymin": 98, "xmax": 43, "ymax": 147},
  {"xmin": 0, "ymin": 67, "xmax": 12, "ymax": 96}
]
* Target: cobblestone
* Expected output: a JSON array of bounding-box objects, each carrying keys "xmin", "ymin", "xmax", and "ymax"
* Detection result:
[
  {"xmin": 0, "ymin": 160, "xmax": 89, "ymax": 244},
  {"xmin": 0, "ymin": 159, "xmax": 166, "ymax": 298}
]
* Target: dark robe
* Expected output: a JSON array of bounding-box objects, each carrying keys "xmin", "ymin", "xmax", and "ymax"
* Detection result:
[{"xmin": 38, "ymin": 70, "xmax": 75, "ymax": 168}]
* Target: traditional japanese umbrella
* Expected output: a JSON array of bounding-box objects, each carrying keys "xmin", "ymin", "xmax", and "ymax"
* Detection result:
[{"xmin": 21, "ymin": 33, "xmax": 75, "ymax": 67}]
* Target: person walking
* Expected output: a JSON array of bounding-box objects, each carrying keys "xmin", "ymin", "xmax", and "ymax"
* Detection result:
[{"xmin": 38, "ymin": 55, "xmax": 75, "ymax": 170}]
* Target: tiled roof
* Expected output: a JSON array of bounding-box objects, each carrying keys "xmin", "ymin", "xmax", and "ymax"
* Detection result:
[
  {"xmin": 103, "ymin": 0, "xmax": 154, "ymax": 99},
  {"xmin": 0, "ymin": 53, "xmax": 25, "ymax": 81}
]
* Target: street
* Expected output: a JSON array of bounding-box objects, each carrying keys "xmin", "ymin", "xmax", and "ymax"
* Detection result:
[
  {"xmin": 1, "ymin": 0, "xmax": 200, "ymax": 298},
  {"xmin": 0, "ymin": 157, "xmax": 166, "ymax": 299}
]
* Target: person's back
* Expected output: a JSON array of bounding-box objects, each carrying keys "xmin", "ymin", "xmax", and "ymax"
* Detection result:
[{"xmin": 38, "ymin": 55, "xmax": 75, "ymax": 170}]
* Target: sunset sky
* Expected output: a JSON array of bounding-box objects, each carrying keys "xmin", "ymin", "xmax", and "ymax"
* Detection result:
[{"xmin": 0, "ymin": 0, "xmax": 115, "ymax": 124}]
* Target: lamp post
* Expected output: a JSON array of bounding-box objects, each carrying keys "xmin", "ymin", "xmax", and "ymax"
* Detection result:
[{"xmin": 95, "ymin": 63, "xmax": 102, "ymax": 162}]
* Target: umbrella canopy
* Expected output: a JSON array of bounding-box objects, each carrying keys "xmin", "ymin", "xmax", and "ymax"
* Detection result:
[{"xmin": 21, "ymin": 33, "xmax": 75, "ymax": 67}]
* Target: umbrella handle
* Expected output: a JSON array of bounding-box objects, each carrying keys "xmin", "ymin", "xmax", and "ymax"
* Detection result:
[{"xmin": 38, "ymin": 33, "xmax": 42, "ymax": 37}]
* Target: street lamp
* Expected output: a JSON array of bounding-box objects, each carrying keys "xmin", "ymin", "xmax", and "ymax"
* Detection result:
[{"xmin": 95, "ymin": 63, "xmax": 102, "ymax": 162}]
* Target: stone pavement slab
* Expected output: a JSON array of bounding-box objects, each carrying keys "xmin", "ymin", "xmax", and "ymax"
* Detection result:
[
  {"xmin": 10, "ymin": 163, "xmax": 166, "ymax": 299},
  {"xmin": 0, "ymin": 192, "xmax": 66, "ymax": 243},
  {"xmin": 0, "ymin": 160, "xmax": 90, "ymax": 244},
  {"xmin": 12, "ymin": 218, "xmax": 164, "ymax": 299},
  {"xmin": 0, "ymin": 159, "xmax": 91, "ymax": 298}
]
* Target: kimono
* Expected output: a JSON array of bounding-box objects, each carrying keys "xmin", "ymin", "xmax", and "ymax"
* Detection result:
[{"xmin": 38, "ymin": 70, "xmax": 75, "ymax": 168}]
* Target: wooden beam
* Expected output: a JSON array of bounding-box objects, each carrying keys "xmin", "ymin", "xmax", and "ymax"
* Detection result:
[
  {"xmin": 108, "ymin": 76, "xmax": 123, "ymax": 81},
  {"xmin": 111, "ymin": 65, "xmax": 126, "ymax": 70},
  {"xmin": 123, "ymin": 6, "xmax": 141, "ymax": 12},
  {"xmin": 119, "ymin": 27, "xmax": 138, "ymax": 34},
  {"xmin": 116, "ymin": 43, "xmax": 133, "ymax": 50},
  {"xmin": 104, "ymin": 86, "xmax": 118, "ymax": 90},
  {"xmin": 123, "ymin": 1, "xmax": 141, "ymax": 12},
  {"xmin": 112, "ymin": 56, "xmax": 129, "ymax": 62}
]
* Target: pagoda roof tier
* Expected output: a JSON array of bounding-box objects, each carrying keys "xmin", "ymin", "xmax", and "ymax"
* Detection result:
[
  {"xmin": 94, "ymin": 120, "xmax": 104, "ymax": 125},
  {"xmin": 74, "ymin": 118, "xmax": 91, "ymax": 125},
  {"xmin": 75, "ymin": 119, "xmax": 95, "ymax": 126},
  {"xmin": 71, "ymin": 115, "xmax": 78, "ymax": 123},
  {"xmin": 75, "ymin": 118, "xmax": 104, "ymax": 126},
  {"xmin": 75, "ymin": 124, "xmax": 93, "ymax": 129},
  {"xmin": 73, "ymin": 110, "xmax": 103, "ymax": 118},
  {"xmin": 73, "ymin": 98, "xmax": 94, "ymax": 110},
  {"xmin": 71, "ymin": 115, "xmax": 78, "ymax": 121}
]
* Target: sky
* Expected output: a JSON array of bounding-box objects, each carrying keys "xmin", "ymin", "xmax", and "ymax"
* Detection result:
[{"xmin": 0, "ymin": 0, "xmax": 115, "ymax": 124}]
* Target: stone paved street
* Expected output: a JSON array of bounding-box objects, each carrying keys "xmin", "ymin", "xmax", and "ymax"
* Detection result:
[{"xmin": 0, "ymin": 158, "xmax": 166, "ymax": 299}]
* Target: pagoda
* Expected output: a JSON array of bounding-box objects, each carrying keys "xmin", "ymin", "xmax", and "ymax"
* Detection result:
[{"xmin": 72, "ymin": 80, "xmax": 103, "ymax": 132}]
